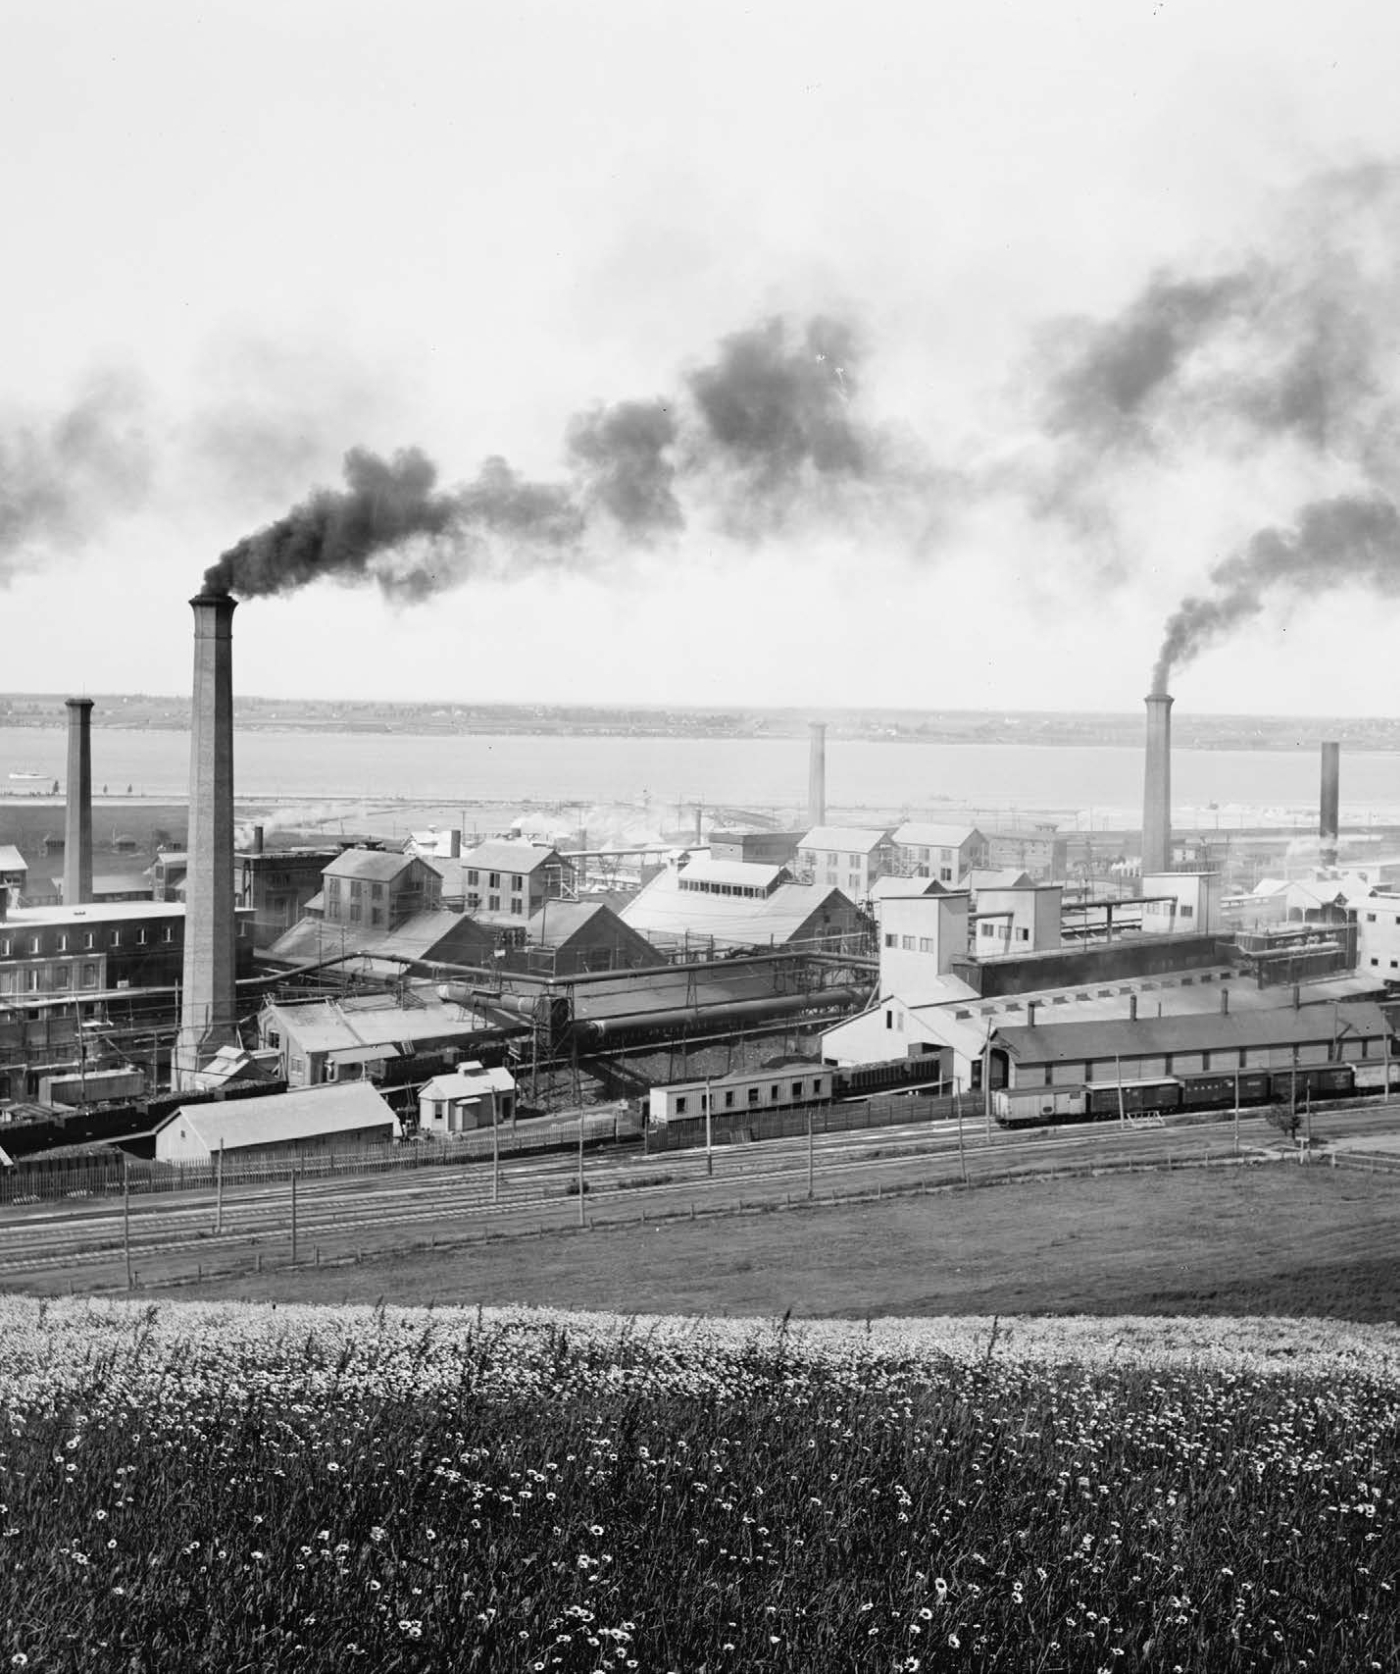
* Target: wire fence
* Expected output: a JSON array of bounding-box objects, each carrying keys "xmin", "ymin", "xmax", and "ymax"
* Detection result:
[{"xmin": 0, "ymin": 1105, "xmax": 642, "ymax": 1205}]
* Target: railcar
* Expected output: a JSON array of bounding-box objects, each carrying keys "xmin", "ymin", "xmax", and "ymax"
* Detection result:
[{"xmin": 995, "ymin": 1061, "xmax": 1360, "ymax": 1128}]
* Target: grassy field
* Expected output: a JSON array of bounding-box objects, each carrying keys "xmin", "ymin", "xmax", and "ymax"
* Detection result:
[
  {"xmin": 171, "ymin": 1162, "xmax": 1400, "ymax": 1323},
  {"xmin": 1, "ymin": 1298, "xmax": 1396, "ymax": 1672}
]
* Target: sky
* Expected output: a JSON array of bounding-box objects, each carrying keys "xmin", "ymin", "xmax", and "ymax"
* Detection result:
[{"xmin": 4, "ymin": 0, "xmax": 1400, "ymax": 714}]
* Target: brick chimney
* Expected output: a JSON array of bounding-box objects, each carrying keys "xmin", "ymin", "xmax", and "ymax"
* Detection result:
[
  {"xmin": 174, "ymin": 591, "xmax": 238, "ymax": 1084},
  {"xmin": 808, "ymin": 722, "xmax": 827, "ymax": 828},
  {"xmin": 1320, "ymin": 741, "xmax": 1340, "ymax": 868},
  {"xmin": 63, "ymin": 697, "xmax": 94, "ymax": 906},
  {"xmin": 1142, "ymin": 692, "xmax": 1173, "ymax": 875}
]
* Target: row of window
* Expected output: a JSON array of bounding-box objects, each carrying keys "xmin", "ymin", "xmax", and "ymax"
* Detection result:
[
  {"xmin": 0, "ymin": 960, "xmax": 104, "ymax": 994},
  {"xmin": 1, "ymin": 926, "xmax": 174, "ymax": 956},
  {"xmin": 673, "ymin": 1078, "xmax": 827, "ymax": 1114},
  {"xmin": 466, "ymin": 870, "xmax": 524, "ymax": 891},
  {"xmin": 883, "ymin": 933, "xmax": 939, "ymax": 953},
  {"xmin": 465, "ymin": 894, "xmax": 526, "ymax": 915}
]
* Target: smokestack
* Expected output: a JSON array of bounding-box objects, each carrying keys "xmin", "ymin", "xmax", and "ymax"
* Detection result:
[
  {"xmin": 252, "ymin": 823, "xmax": 265, "ymax": 855},
  {"xmin": 1320, "ymin": 740, "xmax": 1340, "ymax": 867},
  {"xmin": 448, "ymin": 828, "xmax": 461, "ymax": 859},
  {"xmin": 808, "ymin": 722, "xmax": 827, "ymax": 827},
  {"xmin": 174, "ymin": 590, "xmax": 238, "ymax": 1085},
  {"xmin": 62, "ymin": 697, "xmax": 94, "ymax": 906},
  {"xmin": 1129, "ymin": 994, "xmax": 1138, "ymax": 1021},
  {"xmin": 1142, "ymin": 691, "xmax": 1173, "ymax": 875},
  {"xmin": 1221, "ymin": 987, "xmax": 1230, "ymax": 1016}
]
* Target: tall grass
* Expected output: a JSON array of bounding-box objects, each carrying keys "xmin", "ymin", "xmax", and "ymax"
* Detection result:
[{"xmin": 0, "ymin": 1301, "xmax": 1396, "ymax": 1670}]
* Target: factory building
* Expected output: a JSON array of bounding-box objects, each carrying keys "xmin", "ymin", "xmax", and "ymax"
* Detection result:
[
  {"xmin": 1356, "ymin": 891, "xmax": 1400, "ymax": 981},
  {"xmin": 892, "ymin": 822, "xmax": 988, "ymax": 885},
  {"xmin": 795, "ymin": 827, "xmax": 896, "ymax": 899},
  {"xmin": 445, "ymin": 839, "xmax": 574, "ymax": 923},
  {"xmin": 257, "ymin": 991, "xmax": 495, "ymax": 1088},
  {"xmin": 236, "ymin": 837, "xmax": 342, "ymax": 948},
  {"xmin": 319, "ymin": 849, "xmax": 442, "ymax": 931},
  {"xmin": 0, "ymin": 901, "xmax": 253, "ymax": 998},
  {"xmin": 620, "ymin": 860, "xmax": 864, "ymax": 954},
  {"xmin": 982, "ymin": 826, "xmax": 1067, "ymax": 881},
  {"xmin": 707, "ymin": 831, "xmax": 805, "ymax": 867}
]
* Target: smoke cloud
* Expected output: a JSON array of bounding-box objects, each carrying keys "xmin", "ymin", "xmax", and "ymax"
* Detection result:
[
  {"xmin": 205, "ymin": 311, "xmax": 929, "ymax": 600},
  {"xmin": 1152, "ymin": 493, "xmax": 1400, "ymax": 691},
  {"xmin": 0, "ymin": 374, "xmax": 152, "ymax": 578}
]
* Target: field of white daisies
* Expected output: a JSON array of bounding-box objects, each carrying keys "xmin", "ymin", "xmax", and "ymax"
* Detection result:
[{"xmin": 1, "ymin": 1298, "xmax": 1397, "ymax": 1672}]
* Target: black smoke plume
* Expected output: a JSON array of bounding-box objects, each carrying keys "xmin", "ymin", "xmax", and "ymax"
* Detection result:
[
  {"xmin": 206, "ymin": 312, "xmax": 918, "ymax": 600},
  {"xmin": 0, "ymin": 375, "xmax": 151, "ymax": 576},
  {"xmin": 1152, "ymin": 494, "xmax": 1400, "ymax": 692}
]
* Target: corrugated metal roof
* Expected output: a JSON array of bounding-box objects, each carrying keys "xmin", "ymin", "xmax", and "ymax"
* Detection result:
[
  {"xmin": 799, "ymin": 827, "xmax": 892, "ymax": 852},
  {"xmin": 159, "ymin": 1083, "xmax": 400, "ymax": 1151},
  {"xmin": 995, "ymin": 1001, "xmax": 1394, "ymax": 1064},
  {"xmin": 620, "ymin": 872, "xmax": 855, "ymax": 950},
  {"xmin": 679, "ymin": 858, "xmax": 787, "ymax": 889},
  {"xmin": 462, "ymin": 840, "xmax": 566, "ymax": 875},
  {"xmin": 323, "ymin": 849, "xmax": 416, "ymax": 882},
  {"xmin": 894, "ymin": 822, "xmax": 983, "ymax": 848},
  {"xmin": 266, "ymin": 995, "xmax": 485, "ymax": 1053}
]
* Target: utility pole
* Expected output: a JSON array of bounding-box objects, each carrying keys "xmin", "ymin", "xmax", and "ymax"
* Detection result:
[
  {"xmin": 215, "ymin": 1137, "xmax": 224, "ymax": 1235},
  {"xmin": 577, "ymin": 1110, "xmax": 586, "ymax": 1227},
  {"xmin": 806, "ymin": 1102, "xmax": 814, "ymax": 1200},
  {"xmin": 492, "ymin": 1106, "xmax": 500, "ymax": 1205},
  {"xmin": 122, "ymin": 1153, "xmax": 133, "ymax": 1291},
  {"xmin": 1233, "ymin": 1065, "xmax": 1241, "ymax": 1158},
  {"xmin": 290, "ymin": 1162, "xmax": 298, "ymax": 1264},
  {"xmin": 705, "ymin": 1076, "xmax": 713, "ymax": 1176}
]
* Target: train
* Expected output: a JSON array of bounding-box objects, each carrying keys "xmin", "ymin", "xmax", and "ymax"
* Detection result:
[
  {"xmin": 993, "ymin": 1061, "xmax": 1375, "ymax": 1128},
  {"xmin": 647, "ymin": 1053, "xmax": 947, "ymax": 1126}
]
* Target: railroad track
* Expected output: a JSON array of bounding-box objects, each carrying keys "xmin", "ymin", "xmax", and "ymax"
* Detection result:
[{"xmin": 0, "ymin": 1116, "xmax": 1287, "ymax": 1279}]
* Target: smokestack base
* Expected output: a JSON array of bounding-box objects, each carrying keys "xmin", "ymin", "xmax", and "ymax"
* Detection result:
[{"xmin": 1142, "ymin": 691, "xmax": 1174, "ymax": 877}]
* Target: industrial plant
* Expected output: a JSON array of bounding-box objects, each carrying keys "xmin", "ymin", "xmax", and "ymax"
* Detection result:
[{"xmin": 2, "ymin": 588, "xmax": 1398, "ymax": 1203}]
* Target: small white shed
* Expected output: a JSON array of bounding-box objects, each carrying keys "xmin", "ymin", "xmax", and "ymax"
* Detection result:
[{"xmin": 418, "ymin": 1063, "xmax": 517, "ymax": 1135}]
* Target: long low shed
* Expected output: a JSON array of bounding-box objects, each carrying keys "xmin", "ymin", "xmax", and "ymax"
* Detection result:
[
  {"xmin": 993, "ymin": 1001, "xmax": 1397, "ymax": 1089},
  {"xmin": 153, "ymin": 1082, "xmax": 402, "ymax": 1163}
]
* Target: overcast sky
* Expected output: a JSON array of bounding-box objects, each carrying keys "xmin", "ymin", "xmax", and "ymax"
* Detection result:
[{"xmin": 4, "ymin": 0, "xmax": 1400, "ymax": 714}]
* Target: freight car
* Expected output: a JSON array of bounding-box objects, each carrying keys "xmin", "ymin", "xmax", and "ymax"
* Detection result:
[{"xmin": 995, "ymin": 1063, "xmax": 1358, "ymax": 1128}]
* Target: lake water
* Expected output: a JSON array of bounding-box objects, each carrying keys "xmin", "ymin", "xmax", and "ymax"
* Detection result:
[{"xmin": 2, "ymin": 725, "xmax": 1398, "ymax": 828}]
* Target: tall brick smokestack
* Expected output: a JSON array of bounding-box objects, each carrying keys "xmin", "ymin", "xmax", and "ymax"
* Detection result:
[
  {"xmin": 808, "ymin": 722, "xmax": 827, "ymax": 828},
  {"xmin": 1320, "ymin": 740, "xmax": 1340, "ymax": 868},
  {"xmin": 174, "ymin": 590, "xmax": 238, "ymax": 1084},
  {"xmin": 1142, "ymin": 692, "xmax": 1173, "ymax": 875},
  {"xmin": 63, "ymin": 698, "xmax": 94, "ymax": 906}
]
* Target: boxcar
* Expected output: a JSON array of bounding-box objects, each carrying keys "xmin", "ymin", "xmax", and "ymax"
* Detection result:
[
  {"xmin": 1265, "ymin": 1064, "xmax": 1355, "ymax": 1103},
  {"xmin": 993, "ymin": 1084, "xmax": 1088, "ymax": 1127},
  {"xmin": 1084, "ymin": 1078, "xmax": 1182, "ymax": 1119},
  {"xmin": 1177, "ymin": 1070, "xmax": 1271, "ymax": 1110}
]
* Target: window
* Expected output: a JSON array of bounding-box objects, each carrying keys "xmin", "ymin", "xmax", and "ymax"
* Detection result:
[
  {"xmin": 29, "ymin": 937, "xmax": 41, "ymax": 954},
  {"xmin": 52, "ymin": 967, "xmax": 69, "ymax": 989},
  {"xmin": 792, "ymin": 1081, "xmax": 803, "ymax": 1097},
  {"xmin": 371, "ymin": 908, "xmax": 385, "ymax": 926},
  {"xmin": 162, "ymin": 926, "xmax": 173, "ymax": 943},
  {"xmin": 770, "ymin": 1085, "xmax": 780, "ymax": 1099},
  {"xmin": 58, "ymin": 934, "xmax": 68, "ymax": 952},
  {"xmin": 902, "ymin": 935, "xmax": 915, "ymax": 950},
  {"xmin": 82, "ymin": 963, "xmax": 99, "ymax": 985},
  {"xmin": 1372, "ymin": 958, "xmax": 1380, "ymax": 967},
  {"xmin": 884, "ymin": 932, "xmax": 897, "ymax": 949},
  {"xmin": 466, "ymin": 893, "xmax": 481, "ymax": 910},
  {"xmin": 489, "ymin": 872, "xmax": 501, "ymax": 888},
  {"xmin": 1368, "ymin": 913, "xmax": 1377, "ymax": 922},
  {"xmin": 372, "ymin": 882, "xmax": 385, "ymax": 900},
  {"xmin": 939, "ymin": 868, "xmax": 953, "ymax": 882},
  {"xmin": 137, "ymin": 929, "xmax": 147, "ymax": 945},
  {"xmin": 350, "ymin": 880, "xmax": 363, "ymax": 900},
  {"xmin": 748, "ymin": 1087, "xmax": 760, "ymax": 1106},
  {"xmin": 675, "ymin": 1096, "xmax": 687, "ymax": 1114},
  {"xmin": 918, "ymin": 937, "xmax": 933, "ymax": 953},
  {"xmin": 510, "ymin": 900, "xmax": 524, "ymax": 915},
  {"xmin": 84, "ymin": 932, "xmax": 95, "ymax": 949},
  {"xmin": 1179, "ymin": 904, "xmax": 1194, "ymax": 919},
  {"xmin": 467, "ymin": 870, "xmax": 479, "ymax": 886},
  {"xmin": 110, "ymin": 931, "xmax": 121, "ymax": 948},
  {"xmin": 848, "ymin": 853, "xmax": 861, "ymax": 868},
  {"xmin": 1017, "ymin": 927, "xmax": 1030, "ymax": 942},
  {"xmin": 896, "ymin": 1013, "xmax": 904, "ymax": 1031},
  {"xmin": 512, "ymin": 875, "xmax": 523, "ymax": 891},
  {"xmin": 885, "ymin": 1009, "xmax": 894, "ymax": 1029},
  {"xmin": 489, "ymin": 895, "xmax": 501, "ymax": 911},
  {"xmin": 724, "ymin": 1091, "xmax": 735, "ymax": 1108},
  {"xmin": 0, "ymin": 939, "xmax": 9, "ymax": 956}
]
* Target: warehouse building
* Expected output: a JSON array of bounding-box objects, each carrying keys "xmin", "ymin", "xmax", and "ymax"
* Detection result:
[
  {"xmin": 795, "ymin": 827, "xmax": 896, "ymax": 900},
  {"xmin": 153, "ymin": 1082, "xmax": 401, "ymax": 1164},
  {"xmin": 892, "ymin": 822, "xmax": 988, "ymax": 885}
]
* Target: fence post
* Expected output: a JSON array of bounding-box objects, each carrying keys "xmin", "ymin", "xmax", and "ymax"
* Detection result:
[{"xmin": 123, "ymin": 1154, "xmax": 133, "ymax": 1292}]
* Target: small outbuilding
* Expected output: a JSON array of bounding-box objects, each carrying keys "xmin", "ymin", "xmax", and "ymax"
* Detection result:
[
  {"xmin": 152, "ymin": 1083, "xmax": 401, "ymax": 1164},
  {"xmin": 418, "ymin": 1063, "xmax": 517, "ymax": 1135}
]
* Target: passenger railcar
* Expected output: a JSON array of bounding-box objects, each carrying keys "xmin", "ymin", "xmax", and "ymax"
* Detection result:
[{"xmin": 647, "ymin": 1054, "xmax": 948, "ymax": 1128}]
